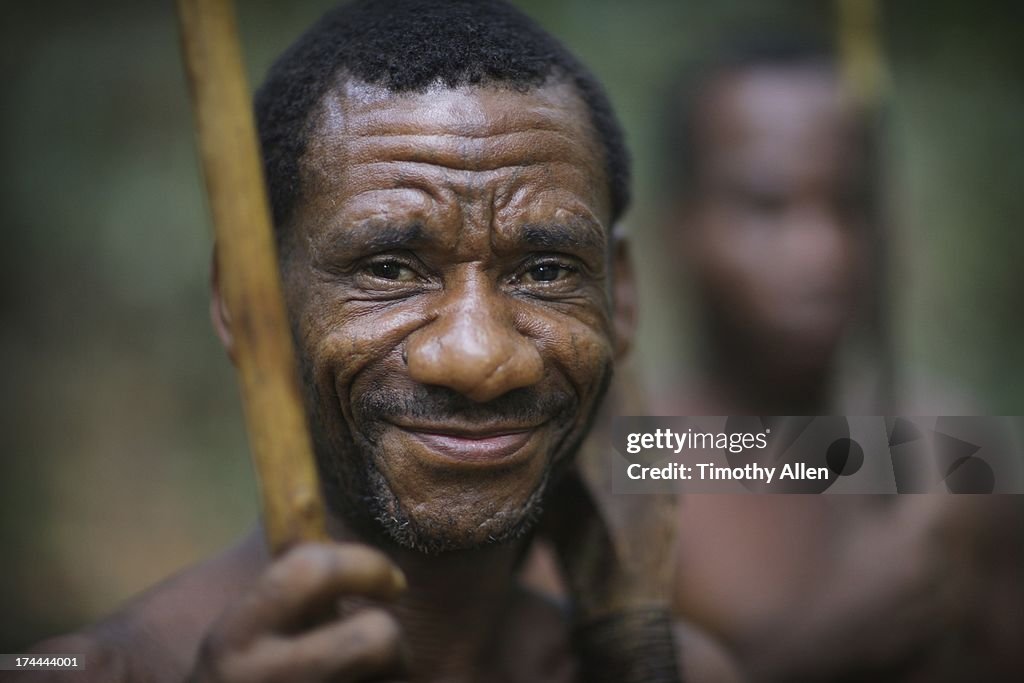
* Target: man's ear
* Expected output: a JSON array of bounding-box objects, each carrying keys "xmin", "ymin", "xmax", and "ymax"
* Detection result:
[
  {"xmin": 209, "ymin": 246, "xmax": 237, "ymax": 365},
  {"xmin": 611, "ymin": 230, "xmax": 637, "ymax": 359}
]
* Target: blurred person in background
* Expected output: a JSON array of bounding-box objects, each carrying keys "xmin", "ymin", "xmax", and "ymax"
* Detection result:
[{"xmin": 657, "ymin": 35, "xmax": 1024, "ymax": 681}]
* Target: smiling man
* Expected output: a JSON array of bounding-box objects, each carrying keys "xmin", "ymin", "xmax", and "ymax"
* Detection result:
[
  {"xmin": 277, "ymin": 78, "xmax": 621, "ymax": 559},
  {"xmin": 13, "ymin": 2, "xmax": 698, "ymax": 682}
]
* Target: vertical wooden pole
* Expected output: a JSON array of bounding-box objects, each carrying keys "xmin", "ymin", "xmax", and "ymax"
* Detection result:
[
  {"xmin": 175, "ymin": 0, "xmax": 326, "ymax": 554},
  {"xmin": 837, "ymin": 0, "xmax": 888, "ymax": 109},
  {"xmin": 838, "ymin": 0, "xmax": 896, "ymax": 412}
]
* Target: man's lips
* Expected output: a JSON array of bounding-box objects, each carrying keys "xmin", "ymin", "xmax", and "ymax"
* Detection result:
[{"xmin": 391, "ymin": 423, "xmax": 543, "ymax": 464}]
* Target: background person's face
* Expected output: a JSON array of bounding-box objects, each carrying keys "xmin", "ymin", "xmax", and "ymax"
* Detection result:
[
  {"xmin": 280, "ymin": 81, "xmax": 621, "ymax": 553},
  {"xmin": 683, "ymin": 66, "xmax": 870, "ymax": 363}
]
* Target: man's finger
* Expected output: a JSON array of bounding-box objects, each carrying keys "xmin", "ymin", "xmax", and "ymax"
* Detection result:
[
  {"xmin": 263, "ymin": 608, "xmax": 408, "ymax": 682},
  {"xmin": 222, "ymin": 543, "xmax": 406, "ymax": 641}
]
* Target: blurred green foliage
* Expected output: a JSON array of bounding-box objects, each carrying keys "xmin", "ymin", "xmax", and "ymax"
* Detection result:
[{"xmin": 1, "ymin": 0, "xmax": 1021, "ymax": 649}]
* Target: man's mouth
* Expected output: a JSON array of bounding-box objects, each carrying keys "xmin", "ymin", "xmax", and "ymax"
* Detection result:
[{"xmin": 390, "ymin": 422, "xmax": 544, "ymax": 465}]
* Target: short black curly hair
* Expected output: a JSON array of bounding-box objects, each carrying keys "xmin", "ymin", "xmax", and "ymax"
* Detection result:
[{"xmin": 255, "ymin": 0, "xmax": 630, "ymax": 237}]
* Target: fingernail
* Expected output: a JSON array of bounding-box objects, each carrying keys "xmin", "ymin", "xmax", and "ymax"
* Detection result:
[{"xmin": 391, "ymin": 566, "xmax": 408, "ymax": 592}]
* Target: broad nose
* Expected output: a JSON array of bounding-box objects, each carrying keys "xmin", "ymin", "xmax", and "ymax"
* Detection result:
[{"xmin": 405, "ymin": 277, "xmax": 544, "ymax": 403}]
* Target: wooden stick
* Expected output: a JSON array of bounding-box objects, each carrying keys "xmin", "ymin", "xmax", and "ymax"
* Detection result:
[
  {"xmin": 175, "ymin": 0, "xmax": 326, "ymax": 554},
  {"xmin": 837, "ymin": 0, "xmax": 896, "ymax": 412},
  {"xmin": 837, "ymin": 0, "xmax": 889, "ymax": 109}
]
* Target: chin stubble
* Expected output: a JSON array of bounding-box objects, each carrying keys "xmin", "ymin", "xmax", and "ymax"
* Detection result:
[{"xmin": 301, "ymin": 355, "xmax": 612, "ymax": 554}]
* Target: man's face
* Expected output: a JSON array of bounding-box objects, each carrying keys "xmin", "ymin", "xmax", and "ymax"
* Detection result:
[
  {"xmin": 279, "ymin": 80, "xmax": 623, "ymax": 553},
  {"xmin": 680, "ymin": 65, "xmax": 869, "ymax": 362}
]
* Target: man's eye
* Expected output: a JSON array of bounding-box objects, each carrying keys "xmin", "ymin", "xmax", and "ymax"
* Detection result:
[
  {"xmin": 525, "ymin": 262, "xmax": 573, "ymax": 283},
  {"xmin": 368, "ymin": 260, "xmax": 416, "ymax": 282}
]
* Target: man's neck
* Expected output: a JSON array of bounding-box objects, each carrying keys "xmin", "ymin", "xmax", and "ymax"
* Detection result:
[{"xmin": 328, "ymin": 514, "xmax": 528, "ymax": 682}]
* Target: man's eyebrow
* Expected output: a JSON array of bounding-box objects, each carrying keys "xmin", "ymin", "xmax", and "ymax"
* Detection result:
[
  {"xmin": 519, "ymin": 222, "xmax": 606, "ymax": 253},
  {"xmin": 332, "ymin": 221, "xmax": 427, "ymax": 253}
]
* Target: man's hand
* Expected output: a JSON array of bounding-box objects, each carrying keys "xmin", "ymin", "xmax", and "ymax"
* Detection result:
[
  {"xmin": 540, "ymin": 390, "xmax": 686, "ymax": 683},
  {"xmin": 190, "ymin": 543, "xmax": 407, "ymax": 683},
  {"xmin": 542, "ymin": 421, "xmax": 678, "ymax": 620}
]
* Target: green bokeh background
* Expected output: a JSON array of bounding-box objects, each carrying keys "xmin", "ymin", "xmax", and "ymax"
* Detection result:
[{"xmin": 2, "ymin": 0, "xmax": 1021, "ymax": 648}]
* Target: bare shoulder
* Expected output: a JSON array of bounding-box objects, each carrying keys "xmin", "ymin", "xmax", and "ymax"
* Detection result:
[{"xmin": 14, "ymin": 531, "xmax": 266, "ymax": 683}]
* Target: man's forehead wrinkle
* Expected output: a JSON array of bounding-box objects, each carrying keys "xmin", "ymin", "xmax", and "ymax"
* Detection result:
[
  {"xmin": 333, "ymin": 128, "xmax": 591, "ymax": 173},
  {"xmin": 340, "ymin": 156, "xmax": 581, "ymax": 177},
  {"xmin": 312, "ymin": 112, "xmax": 599, "ymax": 181},
  {"xmin": 302, "ymin": 79, "xmax": 613, "ymax": 241},
  {"xmin": 341, "ymin": 114, "xmax": 573, "ymax": 139},
  {"xmin": 300, "ymin": 92, "xmax": 350, "ymax": 195},
  {"xmin": 326, "ymin": 78, "xmax": 593, "ymax": 140}
]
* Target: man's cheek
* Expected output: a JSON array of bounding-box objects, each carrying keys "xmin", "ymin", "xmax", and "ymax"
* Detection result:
[
  {"xmin": 305, "ymin": 306, "xmax": 426, "ymax": 418},
  {"xmin": 539, "ymin": 316, "xmax": 616, "ymax": 393}
]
